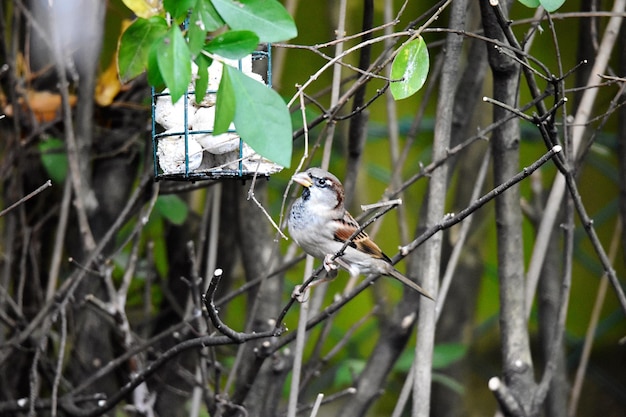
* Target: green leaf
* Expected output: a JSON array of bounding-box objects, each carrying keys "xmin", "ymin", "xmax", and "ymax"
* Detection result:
[
  {"xmin": 393, "ymin": 350, "xmax": 414, "ymax": 373},
  {"xmin": 225, "ymin": 65, "xmax": 292, "ymax": 167},
  {"xmin": 212, "ymin": 0, "xmax": 297, "ymax": 43},
  {"xmin": 519, "ymin": 0, "xmax": 566, "ymax": 11},
  {"xmin": 194, "ymin": 54, "xmax": 212, "ymax": 103},
  {"xmin": 205, "ymin": 30, "xmax": 260, "ymax": 59},
  {"xmin": 155, "ymin": 195, "xmax": 189, "ymax": 225},
  {"xmin": 156, "ymin": 25, "xmax": 192, "ymax": 103},
  {"xmin": 187, "ymin": 18, "xmax": 207, "ymax": 57},
  {"xmin": 539, "ymin": 0, "xmax": 566, "ymax": 12},
  {"xmin": 394, "ymin": 343, "xmax": 467, "ymax": 372},
  {"xmin": 147, "ymin": 42, "xmax": 165, "ymax": 87},
  {"xmin": 38, "ymin": 137, "xmax": 67, "ymax": 183},
  {"xmin": 117, "ymin": 16, "xmax": 169, "ymax": 83},
  {"xmin": 390, "ymin": 36, "xmax": 429, "ymax": 100},
  {"xmin": 163, "ymin": 0, "xmax": 196, "ymax": 20},
  {"xmin": 214, "ymin": 64, "xmax": 236, "ymax": 133},
  {"xmin": 432, "ymin": 343, "xmax": 467, "ymax": 369},
  {"xmin": 517, "ymin": 0, "xmax": 541, "ymax": 7},
  {"xmin": 192, "ymin": 0, "xmax": 225, "ymax": 33},
  {"xmin": 334, "ymin": 359, "xmax": 365, "ymax": 387},
  {"xmin": 432, "ymin": 372, "xmax": 465, "ymax": 395},
  {"xmin": 143, "ymin": 216, "xmax": 170, "ymax": 277}
]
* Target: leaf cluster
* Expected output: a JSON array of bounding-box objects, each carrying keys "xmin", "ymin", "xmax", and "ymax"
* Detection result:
[{"xmin": 117, "ymin": 0, "xmax": 298, "ymax": 167}]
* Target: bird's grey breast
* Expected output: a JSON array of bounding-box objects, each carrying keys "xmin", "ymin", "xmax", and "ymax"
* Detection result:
[{"xmin": 288, "ymin": 197, "xmax": 332, "ymax": 259}]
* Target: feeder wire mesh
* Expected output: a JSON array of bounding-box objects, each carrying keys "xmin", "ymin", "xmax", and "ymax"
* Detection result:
[{"xmin": 151, "ymin": 45, "xmax": 280, "ymax": 181}]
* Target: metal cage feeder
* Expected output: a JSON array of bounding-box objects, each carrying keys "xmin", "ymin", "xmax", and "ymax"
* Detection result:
[{"xmin": 151, "ymin": 45, "xmax": 281, "ymax": 181}]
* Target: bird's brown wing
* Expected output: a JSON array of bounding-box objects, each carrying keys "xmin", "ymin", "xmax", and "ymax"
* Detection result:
[
  {"xmin": 332, "ymin": 212, "xmax": 390, "ymax": 261},
  {"xmin": 332, "ymin": 211, "xmax": 434, "ymax": 300}
]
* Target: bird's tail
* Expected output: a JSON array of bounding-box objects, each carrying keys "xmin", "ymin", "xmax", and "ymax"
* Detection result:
[{"xmin": 387, "ymin": 268, "xmax": 435, "ymax": 300}]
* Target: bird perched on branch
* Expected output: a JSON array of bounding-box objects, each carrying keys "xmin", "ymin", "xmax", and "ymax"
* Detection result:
[{"xmin": 288, "ymin": 167, "xmax": 434, "ymax": 300}]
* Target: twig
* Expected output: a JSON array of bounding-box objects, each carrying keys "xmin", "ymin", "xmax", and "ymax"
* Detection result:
[
  {"xmin": 309, "ymin": 393, "xmax": 324, "ymax": 417},
  {"xmin": 568, "ymin": 218, "xmax": 622, "ymax": 416},
  {"xmin": 287, "ymin": 387, "xmax": 356, "ymax": 417},
  {"xmin": 202, "ymin": 182, "xmax": 221, "ymax": 295},
  {"xmin": 390, "ymin": 360, "xmax": 414, "ymax": 417},
  {"xmin": 0, "ymin": 394, "xmax": 107, "ymax": 415},
  {"xmin": 203, "ymin": 269, "xmax": 285, "ymax": 342},
  {"xmin": 51, "ymin": 308, "xmax": 68, "ymax": 417},
  {"xmin": 109, "ymin": 180, "xmax": 160, "ymax": 261},
  {"xmin": 287, "ymin": 256, "xmax": 315, "ymax": 417},
  {"xmin": 182, "ymin": 216, "xmax": 215, "ymax": 411},
  {"xmin": 302, "ymin": 316, "xmax": 335, "ymax": 389},
  {"xmin": 143, "ymin": 242, "xmax": 155, "ymax": 338},
  {"xmin": 0, "ymin": 180, "xmax": 51, "ymax": 218},
  {"xmin": 324, "ymin": 306, "xmax": 378, "ymax": 362},
  {"xmin": 422, "ymin": 27, "xmax": 552, "ymax": 78},
  {"xmin": 360, "ymin": 198, "xmax": 402, "ymax": 211},
  {"xmin": 47, "ymin": 175, "xmax": 71, "ymax": 301},
  {"xmin": 70, "ymin": 320, "xmax": 189, "ymax": 395},
  {"xmin": 55, "ymin": 263, "xmax": 284, "ymax": 417},
  {"xmin": 28, "ymin": 321, "xmax": 47, "ymax": 417},
  {"xmin": 576, "ymin": 80, "xmax": 626, "ymax": 170},
  {"xmin": 531, "ymin": 180, "xmax": 574, "ymax": 416},
  {"xmin": 286, "ymin": 31, "xmax": 405, "ymax": 108},
  {"xmin": 522, "ymin": 0, "xmax": 626, "ymax": 318},
  {"xmin": 17, "ymin": 228, "xmax": 30, "ymax": 312},
  {"xmin": 386, "ymin": 87, "xmax": 552, "ymax": 200},
  {"xmin": 380, "ymin": 0, "xmax": 409, "ymax": 246},
  {"xmin": 248, "ymin": 183, "xmax": 288, "ymax": 240},
  {"xmin": 514, "ymin": 11, "xmax": 626, "ymax": 26},
  {"xmin": 334, "ymin": 83, "xmax": 390, "ymax": 121},
  {"xmin": 436, "ymin": 148, "xmax": 490, "ymax": 319},
  {"xmin": 561, "ymin": 167, "xmax": 626, "ymax": 315},
  {"xmin": 412, "ymin": 0, "xmax": 466, "ymax": 413},
  {"xmin": 195, "ymin": 183, "xmax": 213, "ymax": 268},
  {"xmin": 271, "ymin": 270, "xmax": 389, "ymax": 354},
  {"xmin": 320, "ymin": 0, "xmax": 348, "ymax": 170},
  {"xmin": 300, "ymin": 306, "xmax": 378, "ymax": 391},
  {"xmin": 56, "ymin": 331, "xmax": 279, "ymax": 417},
  {"xmin": 287, "ymin": 0, "xmax": 451, "ymax": 111},
  {"xmin": 488, "ymin": 377, "xmax": 525, "ymax": 417},
  {"xmin": 533, "ymin": 120, "xmax": 626, "ymax": 316},
  {"xmin": 0, "ymin": 172, "xmax": 154, "ymax": 365},
  {"xmin": 214, "ymin": 255, "xmax": 305, "ymax": 307},
  {"xmin": 184, "ymin": 244, "xmax": 203, "ymax": 326},
  {"xmin": 277, "ymin": 4, "xmax": 401, "ymax": 51},
  {"xmin": 482, "ymin": 96, "xmax": 535, "ymax": 122},
  {"xmin": 399, "ymin": 145, "xmax": 562, "ymax": 256},
  {"xmin": 48, "ymin": 8, "xmax": 96, "ymax": 251},
  {"xmin": 277, "ymin": 88, "xmax": 311, "ymax": 236}
]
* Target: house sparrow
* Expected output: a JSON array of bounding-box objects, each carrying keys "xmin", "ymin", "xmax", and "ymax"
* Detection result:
[{"xmin": 288, "ymin": 167, "xmax": 434, "ymax": 300}]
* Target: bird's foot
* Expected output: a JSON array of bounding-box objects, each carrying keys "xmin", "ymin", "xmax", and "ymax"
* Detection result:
[
  {"xmin": 323, "ymin": 254, "xmax": 339, "ymax": 273},
  {"xmin": 291, "ymin": 285, "xmax": 310, "ymax": 303}
]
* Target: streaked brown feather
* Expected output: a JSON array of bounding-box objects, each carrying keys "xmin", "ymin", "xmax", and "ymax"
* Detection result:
[{"xmin": 332, "ymin": 213, "xmax": 388, "ymax": 261}]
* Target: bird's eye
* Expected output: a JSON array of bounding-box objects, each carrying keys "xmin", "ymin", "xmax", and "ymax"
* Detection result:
[{"xmin": 315, "ymin": 178, "xmax": 328, "ymax": 187}]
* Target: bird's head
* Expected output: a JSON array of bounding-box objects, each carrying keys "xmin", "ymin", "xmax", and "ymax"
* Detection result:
[{"xmin": 292, "ymin": 168, "xmax": 345, "ymax": 211}]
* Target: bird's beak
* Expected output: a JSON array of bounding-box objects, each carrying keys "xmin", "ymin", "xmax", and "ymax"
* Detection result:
[{"xmin": 292, "ymin": 172, "xmax": 313, "ymax": 188}]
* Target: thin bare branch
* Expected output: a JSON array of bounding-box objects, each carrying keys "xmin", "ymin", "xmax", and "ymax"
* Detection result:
[
  {"xmin": 0, "ymin": 180, "xmax": 51, "ymax": 218},
  {"xmin": 399, "ymin": 146, "xmax": 562, "ymax": 256}
]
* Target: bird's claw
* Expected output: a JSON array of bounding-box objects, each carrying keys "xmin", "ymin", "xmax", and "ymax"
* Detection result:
[
  {"xmin": 323, "ymin": 254, "xmax": 339, "ymax": 272},
  {"xmin": 292, "ymin": 285, "xmax": 310, "ymax": 303}
]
